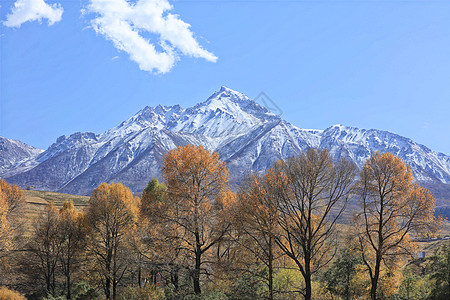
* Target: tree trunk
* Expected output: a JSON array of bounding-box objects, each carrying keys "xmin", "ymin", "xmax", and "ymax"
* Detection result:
[
  {"xmin": 67, "ymin": 270, "xmax": 71, "ymax": 300},
  {"xmin": 371, "ymin": 256, "xmax": 381, "ymax": 300},
  {"xmin": 105, "ymin": 276, "xmax": 111, "ymax": 300},
  {"xmin": 66, "ymin": 251, "xmax": 71, "ymax": 300},
  {"xmin": 171, "ymin": 266, "xmax": 179, "ymax": 292},
  {"xmin": 370, "ymin": 278, "xmax": 378, "ymax": 300},
  {"xmin": 105, "ymin": 252, "xmax": 111, "ymax": 300},
  {"xmin": 46, "ymin": 254, "xmax": 51, "ymax": 294},
  {"xmin": 305, "ymin": 273, "xmax": 312, "ymax": 300},
  {"xmin": 113, "ymin": 280, "xmax": 117, "ymax": 300},
  {"xmin": 304, "ymin": 254, "xmax": 312, "ymax": 300},
  {"xmin": 268, "ymin": 237, "xmax": 274, "ymax": 300},
  {"xmin": 113, "ymin": 248, "xmax": 117, "ymax": 300},
  {"xmin": 138, "ymin": 259, "xmax": 141, "ymax": 288},
  {"xmin": 194, "ymin": 248, "xmax": 202, "ymax": 294}
]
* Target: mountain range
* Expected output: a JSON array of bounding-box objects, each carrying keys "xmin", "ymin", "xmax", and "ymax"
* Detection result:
[{"xmin": 1, "ymin": 86, "xmax": 450, "ymax": 204}]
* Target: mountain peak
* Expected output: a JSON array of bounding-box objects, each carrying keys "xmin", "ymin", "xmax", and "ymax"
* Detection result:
[
  {"xmin": 3, "ymin": 87, "xmax": 450, "ymax": 199},
  {"xmin": 0, "ymin": 136, "xmax": 43, "ymax": 177},
  {"xmin": 219, "ymin": 85, "xmax": 232, "ymax": 92},
  {"xmin": 207, "ymin": 86, "xmax": 248, "ymax": 103}
]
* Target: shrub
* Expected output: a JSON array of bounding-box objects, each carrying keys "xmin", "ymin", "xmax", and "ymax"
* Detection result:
[
  {"xmin": 0, "ymin": 286, "xmax": 26, "ymax": 300},
  {"xmin": 118, "ymin": 286, "xmax": 165, "ymax": 300}
]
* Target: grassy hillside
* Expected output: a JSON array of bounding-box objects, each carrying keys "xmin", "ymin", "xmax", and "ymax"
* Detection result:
[
  {"xmin": 22, "ymin": 190, "xmax": 89, "ymax": 233},
  {"xmin": 24, "ymin": 190, "xmax": 89, "ymax": 206}
]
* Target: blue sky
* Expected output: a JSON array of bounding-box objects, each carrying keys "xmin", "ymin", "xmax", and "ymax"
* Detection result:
[{"xmin": 1, "ymin": 0, "xmax": 450, "ymax": 155}]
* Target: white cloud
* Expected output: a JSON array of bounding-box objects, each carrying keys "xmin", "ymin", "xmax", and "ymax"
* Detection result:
[
  {"xmin": 87, "ymin": 0, "xmax": 217, "ymax": 74},
  {"xmin": 3, "ymin": 0, "xmax": 63, "ymax": 28}
]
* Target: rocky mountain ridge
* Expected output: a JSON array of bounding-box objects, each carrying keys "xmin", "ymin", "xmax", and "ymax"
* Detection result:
[{"xmin": 2, "ymin": 87, "xmax": 450, "ymax": 200}]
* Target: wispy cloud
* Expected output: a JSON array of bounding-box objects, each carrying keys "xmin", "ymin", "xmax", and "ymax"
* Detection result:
[
  {"xmin": 86, "ymin": 0, "xmax": 217, "ymax": 74},
  {"xmin": 3, "ymin": 0, "xmax": 63, "ymax": 28}
]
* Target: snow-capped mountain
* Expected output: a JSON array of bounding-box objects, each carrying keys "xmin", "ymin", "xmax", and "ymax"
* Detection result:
[
  {"xmin": 3, "ymin": 87, "xmax": 450, "ymax": 198},
  {"xmin": 0, "ymin": 137, "xmax": 43, "ymax": 177}
]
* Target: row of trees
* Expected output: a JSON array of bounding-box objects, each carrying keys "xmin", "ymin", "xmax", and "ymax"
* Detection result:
[{"xmin": 0, "ymin": 145, "xmax": 447, "ymax": 299}]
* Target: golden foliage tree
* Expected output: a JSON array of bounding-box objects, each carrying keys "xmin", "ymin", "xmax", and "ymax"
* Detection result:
[
  {"xmin": 0, "ymin": 180, "xmax": 25, "ymax": 263},
  {"xmin": 354, "ymin": 152, "xmax": 442, "ymax": 300},
  {"xmin": 0, "ymin": 186, "xmax": 9, "ymax": 261},
  {"xmin": 58, "ymin": 200, "xmax": 89, "ymax": 300},
  {"xmin": 0, "ymin": 179, "xmax": 25, "ymax": 216},
  {"xmin": 28, "ymin": 202, "xmax": 61, "ymax": 296},
  {"xmin": 234, "ymin": 172, "xmax": 282, "ymax": 300},
  {"xmin": 161, "ymin": 145, "xmax": 234, "ymax": 294},
  {"xmin": 87, "ymin": 182, "xmax": 139, "ymax": 300},
  {"xmin": 270, "ymin": 148, "xmax": 356, "ymax": 300}
]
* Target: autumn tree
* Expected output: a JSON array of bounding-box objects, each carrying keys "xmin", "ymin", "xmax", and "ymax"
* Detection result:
[
  {"xmin": 58, "ymin": 200, "xmax": 89, "ymax": 300},
  {"xmin": 0, "ymin": 186, "xmax": 9, "ymax": 263},
  {"xmin": 87, "ymin": 183, "xmax": 140, "ymax": 300},
  {"xmin": 27, "ymin": 202, "xmax": 61, "ymax": 297},
  {"xmin": 0, "ymin": 180, "xmax": 25, "ymax": 264},
  {"xmin": 0, "ymin": 179, "xmax": 25, "ymax": 216},
  {"xmin": 354, "ymin": 152, "xmax": 441, "ymax": 300},
  {"xmin": 139, "ymin": 177, "xmax": 185, "ymax": 291},
  {"xmin": 161, "ymin": 145, "xmax": 234, "ymax": 295},
  {"xmin": 270, "ymin": 148, "xmax": 356, "ymax": 300},
  {"xmin": 234, "ymin": 173, "xmax": 282, "ymax": 300}
]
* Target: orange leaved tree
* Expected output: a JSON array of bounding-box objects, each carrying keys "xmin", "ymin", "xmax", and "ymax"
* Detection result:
[
  {"xmin": 354, "ymin": 152, "xmax": 442, "ymax": 300},
  {"xmin": 0, "ymin": 186, "xmax": 9, "ymax": 260},
  {"xmin": 234, "ymin": 172, "xmax": 282, "ymax": 300},
  {"xmin": 28, "ymin": 202, "xmax": 61, "ymax": 296},
  {"xmin": 0, "ymin": 179, "xmax": 25, "ymax": 216},
  {"xmin": 162, "ymin": 145, "xmax": 234, "ymax": 294},
  {"xmin": 0, "ymin": 180, "xmax": 25, "ymax": 262},
  {"xmin": 58, "ymin": 200, "xmax": 89, "ymax": 300},
  {"xmin": 87, "ymin": 183, "xmax": 139, "ymax": 300},
  {"xmin": 0, "ymin": 185, "xmax": 11, "ymax": 281}
]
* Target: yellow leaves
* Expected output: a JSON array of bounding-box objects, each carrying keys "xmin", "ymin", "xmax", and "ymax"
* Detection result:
[
  {"xmin": 378, "ymin": 268, "xmax": 403, "ymax": 298},
  {"xmin": 0, "ymin": 180, "xmax": 24, "ymax": 257},
  {"xmin": 162, "ymin": 144, "xmax": 232, "ymax": 222},
  {"xmin": 87, "ymin": 182, "xmax": 140, "ymax": 297},
  {"xmin": 0, "ymin": 286, "xmax": 26, "ymax": 300},
  {"xmin": 216, "ymin": 190, "xmax": 237, "ymax": 222},
  {"xmin": 89, "ymin": 182, "xmax": 139, "ymax": 228},
  {"xmin": 0, "ymin": 187, "xmax": 10, "ymax": 253},
  {"xmin": 148, "ymin": 144, "xmax": 234, "ymax": 289},
  {"xmin": 351, "ymin": 264, "xmax": 372, "ymax": 296},
  {"xmin": 0, "ymin": 187, "xmax": 8, "ymax": 228},
  {"xmin": 163, "ymin": 145, "xmax": 229, "ymax": 201},
  {"xmin": 361, "ymin": 152, "xmax": 414, "ymax": 200},
  {"xmin": 0, "ymin": 179, "xmax": 24, "ymax": 214},
  {"xmin": 355, "ymin": 151, "xmax": 443, "ymax": 299},
  {"xmin": 357, "ymin": 152, "xmax": 441, "ymax": 249},
  {"xmin": 59, "ymin": 200, "xmax": 90, "ymax": 237},
  {"xmin": 407, "ymin": 185, "xmax": 444, "ymax": 237}
]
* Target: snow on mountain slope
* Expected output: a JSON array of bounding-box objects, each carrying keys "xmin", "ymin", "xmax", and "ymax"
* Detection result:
[
  {"xmin": 168, "ymin": 86, "xmax": 280, "ymax": 138},
  {"xmin": 3, "ymin": 87, "xmax": 450, "ymax": 196},
  {"xmin": 319, "ymin": 125, "xmax": 450, "ymax": 183},
  {"xmin": 0, "ymin": 136, "xmax": 43, "ymax": 177}
]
